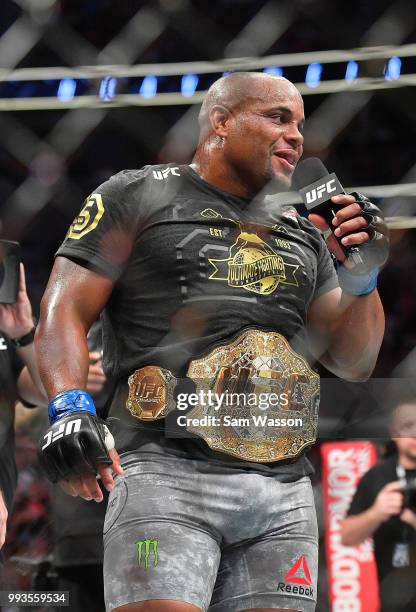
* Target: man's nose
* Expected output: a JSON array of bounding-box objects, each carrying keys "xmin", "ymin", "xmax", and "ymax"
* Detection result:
[{"xmin": 284, "ymin": 122, "xmax": 304, "ymax": 147}]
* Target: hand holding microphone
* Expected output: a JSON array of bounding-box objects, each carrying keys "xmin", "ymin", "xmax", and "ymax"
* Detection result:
[{"xmin": 292, "ymin": 158, "xmax": 389, "ymax": 295}]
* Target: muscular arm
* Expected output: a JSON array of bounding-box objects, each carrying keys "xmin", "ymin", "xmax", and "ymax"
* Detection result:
[
  {"xmin": 308, "ymin": 286, "xmax": 384, "ymax": 381},
  {"xmin": 307, "ymin": 194, "xmax": 386, "ymax": 381},
  {"xmin": 35, "ymin": 257, "xmax": 114, "ymax": 399}
]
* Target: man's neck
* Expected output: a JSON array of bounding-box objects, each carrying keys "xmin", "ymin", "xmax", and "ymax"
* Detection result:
[{"xmin": 192, "ymin": 150, "xmax": 254, "ymax": 200}]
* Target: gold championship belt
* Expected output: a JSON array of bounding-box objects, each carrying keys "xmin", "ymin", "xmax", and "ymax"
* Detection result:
[
  {"xmin": 126, "ymin": 329, "xmax": 319, "ymax": 462},
  {"xmin": 186, "ymin": 329, "xmax": 319, "ymax": 462}
]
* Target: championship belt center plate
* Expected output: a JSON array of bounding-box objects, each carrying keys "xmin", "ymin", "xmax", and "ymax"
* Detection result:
[{"xmin": 126, "ymin": 329, "xmax": 320, "ymax": 463}]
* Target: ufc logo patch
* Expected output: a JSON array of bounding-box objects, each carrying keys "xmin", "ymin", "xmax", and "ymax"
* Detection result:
[
  {"xmin": 152, "ymin": 167, "xmax": 180, "ymax": 180},
  {"xmin": 41, "ymin": 418, "xmax": 81, "ymax": 450}
]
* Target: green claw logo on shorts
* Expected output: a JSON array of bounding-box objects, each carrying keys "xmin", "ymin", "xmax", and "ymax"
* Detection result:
[{"xmin": 136, "ymin": 538, "xmax": 158, "ymax": 568}]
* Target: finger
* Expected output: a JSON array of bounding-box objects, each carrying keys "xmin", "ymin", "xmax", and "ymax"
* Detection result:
[
  {"xmin": 331, "ymin": 194, "xmax": 357, "ymax": 206},
  {"xmin": 308, "ymin": 213, "xmax": 329, "ymax": 231},
  {"xmin": 19, "ymin": 263, "xmax": 27, "ymax": 294},
  {"xmin": 87, "ymin": 383, "xmax": 105, "ymax": 394},
  {"xmin": 59, "ymin": 478, "xmax": 79, "ymax": 497},
  {"xmin": 109, "ymin": 447, "xmax": 124, "ymax": 476},
  {"xmin": 99, "ymin": 464, "xmax": 115, "ymax": 492},
  {"xmin": 89, "ymin": 351, "xmax": 101, "ymax": 364},
  {"xmin": 98, "ymin": 449, "xmax": 124, "ymax": 492},
  {"xmin": 388, "ymin": 505, "xmax": 403, "ymax": 516},
  {"xmin": 334, "ymin": 217, "xmax": 368, "ymax": 238},
  {"xmin": 384, "ymin": 480, "xmax": 404, "ymax": 492},
  {"xmin": 0, "ymin": 521, "xmax": 6, "ymax": 549},
  {"xmin": 332, "ymin": 202, "xmax": 362, "ymax": 226},
  {"xmin": 321, "ymin": 233, "xmax": 347, "ymax": 262},
  {"xmin": 86, "ymin": 375, "xmax": 106, "ymax": 387},
  {"xmin": 66, "ymin": 475, "xmax": 92, "ymax": 500},
  {"xmin": 340, "ymin": 231, "xmax": 369, "ymax": 247},
  {"xmin": 0, "ymin": 505, "xmax": 8, "ymax": 549},
  {"xmin": 87, "ymin": 367, "xmax": 106, "ymax": 380},
  {"xmin": 80, "ymin": 474, "xmax": 102, "ymax": 501},
  {"xmin": 388, "ymin": 494, "xmax": 404, "ymax": 508}
]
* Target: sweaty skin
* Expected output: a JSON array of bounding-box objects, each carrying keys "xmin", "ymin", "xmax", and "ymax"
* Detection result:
[{"xmin": 36, "ymin": 72, "xmax": 384, "ymax": 500}]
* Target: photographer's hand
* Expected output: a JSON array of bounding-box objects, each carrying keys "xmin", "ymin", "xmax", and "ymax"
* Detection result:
[
  {"xmin": 0, "ymin": 264, "xmax": 34, "ymax": 338},
  {"xmin": 372, "ymin": 481, "xmax": 404, "ymax": 522},
  {"xmin": 0, "ymin": 489, "xmax": 7, "ymax": 549},
  {"xmin": 400, "ymin": 508, "xmax": 416, "ymax": 530}
]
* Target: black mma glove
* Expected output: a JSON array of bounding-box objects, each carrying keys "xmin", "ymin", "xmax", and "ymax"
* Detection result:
[
  {"xmin": 347, "ymin": 192, "xmax": 389, "ymax": 274},
  {"xmin": 39, "ymin": 411, "xmax": 113, "ymax": 483},
  {"xmin": 38, "ymin": 388, "xmax": 114, "ymax": 483},
  {"xmin": 337, "ymin": 193, "xmax": 389, "ymax": 296}
]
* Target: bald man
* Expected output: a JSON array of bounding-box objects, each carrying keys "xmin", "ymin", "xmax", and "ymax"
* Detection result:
[{"xmin": 36, "ymin": 73, "xmax": 387, "ymax": 612}]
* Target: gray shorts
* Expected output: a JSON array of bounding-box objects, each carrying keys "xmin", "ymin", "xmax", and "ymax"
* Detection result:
[{"xmin": 103, "ymin": 450, "xmax": 318, "ymax": 612}]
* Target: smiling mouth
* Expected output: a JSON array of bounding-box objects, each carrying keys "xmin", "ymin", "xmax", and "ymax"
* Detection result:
[{"xmin": 273, "ymin": 154, "xmax": 297, "ymax": 172}]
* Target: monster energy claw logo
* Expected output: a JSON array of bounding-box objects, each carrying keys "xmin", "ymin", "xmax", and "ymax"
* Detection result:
[{"xmin": 136, "ymin": 538, "xmax": 158, "ymax": 568}]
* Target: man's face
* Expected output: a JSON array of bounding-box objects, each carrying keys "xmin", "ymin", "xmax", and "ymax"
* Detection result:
[
  {"xmin": 222, "ymin": 78, "xmax": 305, "ymax": 195},
  {"xmin": 391, "ymin": 403, "xmax": 416, "ymax": 463}
]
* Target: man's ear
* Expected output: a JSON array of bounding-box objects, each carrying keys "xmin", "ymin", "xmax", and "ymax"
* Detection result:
[{"xmin": 209, "ymin": 104, "xmax": 232, "ymax": 138}]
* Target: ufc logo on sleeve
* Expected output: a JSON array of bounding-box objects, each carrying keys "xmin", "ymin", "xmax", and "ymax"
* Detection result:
[{"xmin": 41, "ymin": 418, "xmax": 81, "ymax": 450}]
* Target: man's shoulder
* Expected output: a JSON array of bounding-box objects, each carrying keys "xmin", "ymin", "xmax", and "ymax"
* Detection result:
[
  {"xmin": 361, "ymin": 455, "xmax": 397, "ymax": 484},
  {"xmin": 109, "ymin": 163, "xmax": 185, "ymax": 187},
  {"xmin": 98, "ymin": 164, "xmax": 187, "ymax": 202}
]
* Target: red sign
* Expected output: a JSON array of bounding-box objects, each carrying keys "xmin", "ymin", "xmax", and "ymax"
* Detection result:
[{"xmin": 321, "ymin": 441, "xmax": 380, "ymax": 612}]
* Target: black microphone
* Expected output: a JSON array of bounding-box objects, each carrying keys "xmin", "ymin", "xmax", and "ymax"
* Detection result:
[{"xmin": 292, "ymin": 158, "xmax": 363, "ymax": 266}]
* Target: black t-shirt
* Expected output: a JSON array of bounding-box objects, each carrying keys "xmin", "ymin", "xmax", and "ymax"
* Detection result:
[
  {"xmin": 56, "ymin": 163, "xmax": 338, "ymax": 477},
  {"xmin": 0, "ymin": 332, "xmax": 23, "ymax": 513},
  {"xmin": 348, "ymin": 455, "xmax": 416, "ymax": 604}
]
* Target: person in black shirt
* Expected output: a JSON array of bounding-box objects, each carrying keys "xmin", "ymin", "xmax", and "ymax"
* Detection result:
[
  {"xmin": 0, "ymin": 263, "xmax": 45, "ymax": 549},
  {"xmin": 36, "ymin": 73, "xmax": 388, "ymax": 612},
  {"xmin": 342, "ymin": 402, "xmax": 416, "ymax": 611}
]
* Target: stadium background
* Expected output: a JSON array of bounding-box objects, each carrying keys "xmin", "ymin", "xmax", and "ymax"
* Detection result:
[{"xmin": 1, "ymin": 0, "xmax": 416, "ymax": 609}]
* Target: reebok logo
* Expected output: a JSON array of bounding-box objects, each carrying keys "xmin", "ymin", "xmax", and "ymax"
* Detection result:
[
  {"xmin": 152, "ymin": 167, "xmax": 180, "ymax": 180},
  {"xmin": 285, "ymin": 555, "xmax": 312, "ymax": 585},
  {"xmin": 0, "ymin": 337, "xmax": 7, "ymax": 350},
  {"xmin": 277, "ymin": 555, "xmax": 314, "ymax": 598}
]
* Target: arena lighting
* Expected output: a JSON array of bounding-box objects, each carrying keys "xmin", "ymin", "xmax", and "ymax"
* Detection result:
[
  {"xmin": 57, "ymin": 78, "xmax": 76, "ymax": 101},
  {"xmin": 140, "ymin": 74, "xmax": 157, "ymax": 98},
  {"xmin": 263, "ymin": 66, "xmax": 283, "ymax": 76},
  {"xmin": 305, "ymin": 63, "xmax": 323, "ymax": 88},
  {"xmin": 345, "ymin": 60, "xmax": 359, "ymax": 81},
  {"xmin": 384, "ymin": 56, "xmax": 402, "ymax": 81},
  {"xmin": 181, "ymin": 73, "xmax": 199, "ymax": 98},
  {"xmin": 1, "ymin": 44, "xmax": 416, "ymax": 110},
  {"xmin": 98, "ymin": 76, "xmax": 117, "ymax": 101}
]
